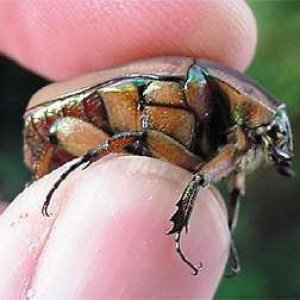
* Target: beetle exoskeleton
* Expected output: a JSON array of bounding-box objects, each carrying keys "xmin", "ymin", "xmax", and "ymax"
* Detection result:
[{"xmin": 23, "ymin": 57, "xmax": 294, "ymax": 276}]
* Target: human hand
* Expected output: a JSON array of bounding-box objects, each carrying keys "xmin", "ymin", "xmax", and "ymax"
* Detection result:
[{"xmin": 0, "ymin": 1, "xmax": 256, "ymax": 298}]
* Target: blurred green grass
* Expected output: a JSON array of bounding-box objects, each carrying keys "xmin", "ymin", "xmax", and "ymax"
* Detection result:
[{"xmin": 247, "ymin": 2, "xmax": 300, "ymax": 113}]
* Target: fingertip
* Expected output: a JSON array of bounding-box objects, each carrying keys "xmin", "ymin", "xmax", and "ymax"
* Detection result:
[
  {"xmin": 0, "ymin": 0, "xmax": 257, "ymax": 79},
  {"xmin": 29, "ymin": 156, "xmax": 229, "ymax": 299},
  {"xmin": 192, "ymin": 0, "xmax": 257, "ymax": 70}
]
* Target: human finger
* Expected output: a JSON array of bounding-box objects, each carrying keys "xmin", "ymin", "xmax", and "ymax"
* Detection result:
[
  {"xmin": 0, "ymin": 157, "xmax": 229, "ymax": 299},
  {"xmin": 0, "ymin": 0, "xmax": 256, "ymax": 79}
]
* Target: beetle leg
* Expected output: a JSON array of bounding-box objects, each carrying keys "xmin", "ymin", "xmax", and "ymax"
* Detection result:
[
  {"xmin": 42, "ymin": 131, "xmax": 144, "ymax": 216},
  {"xmin": 227, "ymin": 172, "xmax": 245, "ymax": 233},
  {"xmin": 168, "ymin": 144, "xmax": 239, "ymax": 275},
  {"xmin": 168, "ymin": 172, "xmax": 206, "ymax": 275},
  {"xmin": 35, "ymin": 116, "xmax": 108, "ymax": 180},
  {"xmin": 144, "ymin": 130, "xmax": 203, "ymax": 172},
  {"xmin": 225, "ymin": 172, "xmax": 245, "ymax": 277}
]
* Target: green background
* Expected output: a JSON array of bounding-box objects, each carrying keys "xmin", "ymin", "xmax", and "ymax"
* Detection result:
[
  {"xmin": 0, "ymin": 1, "xmax": 299, "ymax": 298},
  {"xmin": 217, "ymin": 2, "xmax": 300, "ymax": 298}
]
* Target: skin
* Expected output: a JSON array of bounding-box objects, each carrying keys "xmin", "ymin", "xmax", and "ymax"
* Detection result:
[{"xmin": 0, "ymin": 0, "xmax": 257, "ymax": 298}]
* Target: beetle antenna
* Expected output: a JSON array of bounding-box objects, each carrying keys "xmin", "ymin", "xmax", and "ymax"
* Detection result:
[
  {"xmin": 42, "ymin": 155, "xmax": 89, "ymax": 217},
  {"xmin": 174, "ymin": 232, "xmax": 203, "ymax": 275}
]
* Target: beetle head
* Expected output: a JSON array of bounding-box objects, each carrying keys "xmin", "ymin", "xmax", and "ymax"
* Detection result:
[{"xmin": 258, "ymin": 106, "xmax": 294, "ymax": 176}]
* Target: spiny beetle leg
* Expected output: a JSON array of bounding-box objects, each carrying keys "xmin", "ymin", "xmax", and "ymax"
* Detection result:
[
  {"xmin": 42, "ymin": 156, "xmax": 89, "ymax": 217},
  {"xmin": 83, "ymin": 131, "xmax": 144, "ymax": 169},
  {"xmin": 227, "ymin": 172, "xmax": 245, "ymax": 231},
  {"xmin": 43, "ymin": 131, "xmax": 144, "ymax": 217},
  {"xmin": 168, "ymin": 144, "xmax": 239, "ymax": 275},
  {"xmin": 225, "ymin": 172, "xmax": 245, "ymax": 277},
  {"xmin": 168, "ymin": 173, "xmax": 206, "ymax": 235},
  {"xmin": 168, "ymin": 173, "xmax": 206, "ymax": 275},
  {"xmin": 225, "ymin": 239, "xmax": 241, "ymax": 278}
]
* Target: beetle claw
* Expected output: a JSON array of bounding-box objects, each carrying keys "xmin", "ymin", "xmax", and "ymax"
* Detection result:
[
  {"xmin": 224, "ymin": 238, "xmax": 241, "ymax": 278},
  {"xmin": 191, "ymin": 267, "xmax": 199, "ymax": 276},
  {"xmin": 41, "ymin": 203, "xmax": 51, "ymax": 217},
  {"xmin": 197, "ymin": 261, "xmax": 204, "ymax": 270},
  {"xmin": 173, "ymin": 232, "xmax": 202, "ymax": 276},
  {"xmin": 224, "ymin": 266, "xmax": 240, "ymax": 278}
]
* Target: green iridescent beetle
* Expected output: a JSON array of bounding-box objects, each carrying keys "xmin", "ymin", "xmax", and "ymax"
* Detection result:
[{"xmin": 24, "ymin": 57, "xmax": 294, "ymax": 276}]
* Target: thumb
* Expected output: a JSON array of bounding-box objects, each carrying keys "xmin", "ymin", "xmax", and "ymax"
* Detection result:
[{"xmin": 0, "ymin": 156, "xmax": 229, "ymax": 299}]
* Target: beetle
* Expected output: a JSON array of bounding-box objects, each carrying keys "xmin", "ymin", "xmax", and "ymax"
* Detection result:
[{"xmin": 23, "ymin": 56, "xmax": 294, "ymax": 276}]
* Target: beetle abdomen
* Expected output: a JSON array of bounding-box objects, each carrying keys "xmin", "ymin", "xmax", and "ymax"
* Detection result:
[
  {"xmin": 24, "ymin": 90, "xmax": 109, "ymax": 172},
  {"xmin": 141, "ymin": 80, "xmax": 196, "ymax": 148},
  {"xmin": 24, "ymin": 59, "xmax": 216, "ymax": 176}
]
